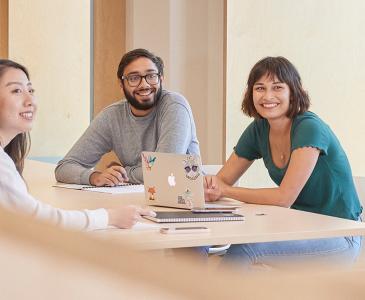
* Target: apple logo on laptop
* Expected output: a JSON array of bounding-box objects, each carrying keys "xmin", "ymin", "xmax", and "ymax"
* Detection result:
[{"xmin": 168, "ymin": 173, "xmax": 176, "ymax": 187}]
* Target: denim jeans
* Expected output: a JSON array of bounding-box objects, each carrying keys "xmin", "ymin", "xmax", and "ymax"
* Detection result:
[{"xmin": 221, "ymin": 236, "xmax": 362, "ymax": 270}]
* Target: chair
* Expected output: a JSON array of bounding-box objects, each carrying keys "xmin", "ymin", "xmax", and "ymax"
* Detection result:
[
  {"xmin": 202, "ymin": 164, "xmax": 223, "ymax": 175},
  {"xmin": 353, "ymin": 176, "xmax": 365, "ymax": 269},
  {"xmin": 202, "ymin": 164, "xmax": 239, "ymax": 187},
  {"xmin": 353, "ymin": 176, "xmax": 365, "ymax": 217}
]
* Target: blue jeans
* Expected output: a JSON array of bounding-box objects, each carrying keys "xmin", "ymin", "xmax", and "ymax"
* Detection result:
[{"xmin": 221, "ymin": 236, "xmax": 362, "ymax": 270}]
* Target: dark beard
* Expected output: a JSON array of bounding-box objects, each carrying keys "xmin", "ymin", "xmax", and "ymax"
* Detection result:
[{"xmin": 123, "ymin": 85, "xmax": 162, "ymax": 111}]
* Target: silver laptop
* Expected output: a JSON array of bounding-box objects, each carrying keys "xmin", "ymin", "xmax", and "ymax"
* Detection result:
[{"xmin": 141, "ymin": 151, "xmax": 238, "ymax": 210}]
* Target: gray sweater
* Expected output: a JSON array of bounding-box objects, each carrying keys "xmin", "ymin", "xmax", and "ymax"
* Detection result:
[{"xmin": 55, "ymin": 90, "xmax": 200, "ymax": 184}]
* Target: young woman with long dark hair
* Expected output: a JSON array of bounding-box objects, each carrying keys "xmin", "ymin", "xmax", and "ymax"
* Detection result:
[{"xmin": 0, "ymin": 59, "xmax": 155, "ymax": 230}]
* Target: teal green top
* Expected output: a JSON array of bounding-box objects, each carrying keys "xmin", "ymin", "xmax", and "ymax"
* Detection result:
[{"xmin": 235, "ymin": 111, "xmax": 362, "ymax": 220}]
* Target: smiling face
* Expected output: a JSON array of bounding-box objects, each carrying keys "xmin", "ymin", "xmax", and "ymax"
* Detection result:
[
  {"xmin": 121, "ymin": 57, "xmax": 163, "ymax": 116},
  {"xmin": 242, "ymin": 57, "xmax": 310, "ymax": 120},
  {"xmin": 0, "ymin": 67, "xmax": 36, "ymax": 146},
  {"xmin": 252, "ymin": 73, "xmax": 291, "ymax": 122}
]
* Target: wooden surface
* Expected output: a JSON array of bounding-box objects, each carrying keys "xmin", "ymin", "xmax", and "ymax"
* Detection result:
[
  {"xmin": 2, "ymin": 205, "xmax": 365, "ymax": 300},
  {"xmin": 24, "ymin": 159, "xmax": 365, "ymax": 250},
  {"xmin": 0, "ymin": 0, "xmax": 8, "ymax": 58},
  {"xmin": 93, "ymin": 0, "xmax": 126, "ymax": 170},
  {"xmin": 93, "ymin": 0, "xmax": 126, "ymax": 116}
]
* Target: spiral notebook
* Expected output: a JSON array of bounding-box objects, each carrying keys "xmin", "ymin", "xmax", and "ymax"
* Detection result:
[
  {"xmin": 53, "ymin": 183, "xmax": 144, "ymax": 194},
  {"xmin": 143, "ymin": 211, "xmax": 244, "ymax": 223}
]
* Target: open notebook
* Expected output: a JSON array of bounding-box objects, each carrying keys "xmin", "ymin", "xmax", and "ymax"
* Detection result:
[{"xmin": 53, "ymin": 183, "xmax": 144, "ymax": 194}]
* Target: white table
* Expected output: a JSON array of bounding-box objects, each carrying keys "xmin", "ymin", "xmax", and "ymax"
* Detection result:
[{"xmin": 24, "ymin": 159, "xmax": 365, "ymax": 249}]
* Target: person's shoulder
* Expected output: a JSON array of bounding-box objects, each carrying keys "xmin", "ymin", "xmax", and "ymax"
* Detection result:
[
  {"xmin": 155, "ymin": 90, "xmax": 192, "ymax": 117},
  {"xmin": 0, "ymin": 147, "xmax": 9, "ymax": 160},
  {"xmin": 293, "ymin": 111, "xmax": 329, "ymax": 135},
  {"xmin": 252, "ymin": 117, "xmax": 267, "ymax": 126},
  {"xmin": 295, "ymin": 111, "xmax": 325, "ymax": 121},
  {"xmin": 294, "ymin": 111, "xmax": 325, "ymax": 127},
  {"xmin": 95, "ymin": 100, "xmax": 127, "ymax": 118},
  {"xmin": 0, "ymin": 147, "xmax": 16, "ymax": 171},
  {"xmin": 238, "ymin": 118, "xmax": 267, "ymax": 141},
  {"xmin": 159, "ymin": 90, "xmax": 189, "ymax": 107},
  {"xmin": 249, "ymin": 117, "xmax": 268, "ymax": 132},
  {"xmin": 102, "ymin": 100, "xmax": 127, "ymax": 112}
]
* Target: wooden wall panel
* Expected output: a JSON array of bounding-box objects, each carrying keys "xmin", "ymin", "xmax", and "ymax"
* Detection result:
[
  {"xmin": 93, "ymin": 0, "xmax": 126, "ymax": 169},
  {"xmin": 0, "ymin": 0, "xmax": 8, "ymax": 58},
  {"xmin": 93, "ymin": 0, "xmax": 126, "ymax": 116},
  {"xmin": 128, "ymin": 0, "xmax": 224, "ymax": 165},
  {"xmin": 222, "ymin": 0, "xmax": 227, "ymax": 162}
]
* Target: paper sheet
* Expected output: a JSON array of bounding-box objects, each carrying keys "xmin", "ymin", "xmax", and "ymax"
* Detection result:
[
  {"xmin": 131, "ymin": 222, "xmax": 160, "ymax": 231},
  {"xmin": 205, "ymin": 198, "xmax": 243, "ymax": 208},
  {"xmin": 53, "ymin": 183, "xmax": 144, "ymax": 194}
]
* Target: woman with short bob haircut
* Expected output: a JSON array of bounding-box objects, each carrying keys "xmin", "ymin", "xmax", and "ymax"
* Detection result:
[
  {"xmin": 204, "ymin": 56, "xmax": 362, "ymax": 269},
  {"xmin": 242, "ymin": 56, "xmax": 310, "ymax": 119},
  {"xmin": 0, "ymin": 59, "xmax": 155, "ymax": 230}
]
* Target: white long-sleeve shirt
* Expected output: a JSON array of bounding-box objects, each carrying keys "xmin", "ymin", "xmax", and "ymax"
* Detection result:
[{"xmin": 0, "ymin": 147, "xmax": 108, "ymax": 230}]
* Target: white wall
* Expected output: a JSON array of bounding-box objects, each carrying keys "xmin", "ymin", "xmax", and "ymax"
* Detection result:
[
  {"xmin": 126, "ymin": 0, "xmax": 224, "ymax": 164},
  {"xmin": 8, "ymin": 0, "xmax": 90, "ymax": 158},
  {"xmin": 8, "ymin": 0, "xmax": 224, "ymax": 163},
  {"xmin": 227, "ymin": 0, "xmax": 365, "ymax": 187}
]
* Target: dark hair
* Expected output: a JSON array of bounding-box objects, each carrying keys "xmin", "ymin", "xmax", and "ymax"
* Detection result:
[
  {"xmin": 117, "ymin": 48, "xmax": 164, "ymax": 81},
  {"xmin": 242, "ymin": 56, "xmax": 310, "ymax": 119},
  {"xmin": 0, "ymin": 59, "xmax": 31, "ymax": 175}
]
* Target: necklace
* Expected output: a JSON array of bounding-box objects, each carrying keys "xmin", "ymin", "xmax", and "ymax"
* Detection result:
[
  {"xmin": 269, "ymin": 134, "xmax": 290, "ymax": 166},
  {"xmin": 274, "ymin": 146, "xmax": 287, "ymax": 161},
  {"xmin": 269, "ymin": 120, "xmax": 292, "ymax": 166}
]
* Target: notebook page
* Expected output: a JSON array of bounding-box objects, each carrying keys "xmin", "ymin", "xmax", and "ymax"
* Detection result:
[
  {"xmin": 86, "ymin": 185, "xmax": 144, "ymax": 194},
  {"xmin": 53, "ymin": 183, "xmax": 144, "ymax": 194}
]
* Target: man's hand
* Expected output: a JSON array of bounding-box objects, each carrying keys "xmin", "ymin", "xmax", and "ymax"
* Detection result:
[
  {"xmin": 107, "ymin": 205, "xmax": 156, "ymax": 229},
  {"xmin": 106, "ymin": 161, "xmax": 122, "ymax": 168},
  {"xmin": 90, "ymin": 165, "xmax": 129, "ymax": 186}
]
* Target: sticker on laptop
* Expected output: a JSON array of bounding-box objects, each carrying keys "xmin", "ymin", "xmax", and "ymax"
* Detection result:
[
  {"xmin": 147, "ymin": 186, "xmax": 156, "ymax": 200},
  {"xmin": 142, "ymin": 153, "xmax": 156, "ymax": 171},
  {"xmin": 183, "ymin": 155, "xmax": 200, "ymax": 180},
  {"xmin": 177, "ymin": 188, "xmax": 193, "ymax": 208}
]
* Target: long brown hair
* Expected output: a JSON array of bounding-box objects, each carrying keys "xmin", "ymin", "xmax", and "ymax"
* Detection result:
[{"xmin": 0, "ymin": 59, "xmax": 31, "ymax": 175}]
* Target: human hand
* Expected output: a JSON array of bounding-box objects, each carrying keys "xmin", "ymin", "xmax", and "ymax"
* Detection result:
[
  {"xmin": 89, "ymin": 165, "xmax": 129, "ymax": 186},
  {"xmin": 204, "ymin": 175, "xmax": 226, "ymax": 202},
  {"xmin": 106, "ymin": 161, "xmax": 122, "ymax": 168},
  {"xmin": 107, "ymin": 205, "xmax": 156, "ymax": 229}
]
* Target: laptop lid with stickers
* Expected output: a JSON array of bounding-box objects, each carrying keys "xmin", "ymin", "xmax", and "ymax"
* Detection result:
[{"xmin": 141, "ymin": 151, "xmax": 205, "ymax": 209}]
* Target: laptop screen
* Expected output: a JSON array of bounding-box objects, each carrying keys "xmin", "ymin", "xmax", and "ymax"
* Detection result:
[{"xmin": 141, "ymin": 152, "xmax": 205, "ymax": 209}]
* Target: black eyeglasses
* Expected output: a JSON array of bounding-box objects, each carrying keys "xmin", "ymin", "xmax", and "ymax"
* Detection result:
[{"xmin": 121, "ymin": 73, "xmax": 161, "ymax": 87}]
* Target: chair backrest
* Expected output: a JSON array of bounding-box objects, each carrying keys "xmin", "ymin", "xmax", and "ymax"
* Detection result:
[
  {"xmin": 202, "ymin": 164, "xmax": 239, "ymax": 187},
  {"xmin": 202, "ymin": 164, "xmax": 223, "ymax": 175},
  {"xmin": 354, "ymin": 177, "xmax": 365, "ymax": 201},
  {"xmin": 353, "ymin": 176, "xmax": 365, "ymax": 218}
]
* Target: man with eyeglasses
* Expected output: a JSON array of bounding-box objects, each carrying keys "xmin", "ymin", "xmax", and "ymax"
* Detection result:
[{"xmin": 55, "ymin": 48, "xmax": 200, "ymax": 185}]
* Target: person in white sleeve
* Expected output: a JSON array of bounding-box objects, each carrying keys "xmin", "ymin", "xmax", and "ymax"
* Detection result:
[{"xmin": 0, "ymin": 59, "xmax": 155, "ymax": 231}]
